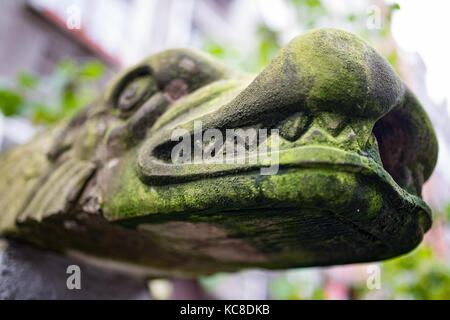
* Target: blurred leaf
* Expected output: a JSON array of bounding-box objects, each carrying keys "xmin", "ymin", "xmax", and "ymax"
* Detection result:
[
  {"xmin": 31, "ymin": 103, "xmax": 60, "ymax": 124},
  {"xmin": 390, "ymin": 3, "xmax": 400, "ymax": 11},
  {"xmin": 347, "ymin": 14, "xmax": 357, "ymax": 22},
  {"xmin": 58, "ymin": 58, "xmax": 78, "ymax": 75},
  {"xmin": 205, "ymin": 42, "xmax": 225, "ymax": 57},
  {"xmin": 290, "ymin": 0, "xmax": 323, "ymax": 9},
  {"xmin": 0, "ymin": 89, "xmax": 23, "ymax": 116},
  {"xmin": 80, "ymin": 61, "xmax": 105, "ymax": 79},
  {"xmin": 387, "ymin": 3, "xmax": 401, "ymax": 25},
  {"xmin": 387, "ymin": 51, "xmax": 400, "ymax": 71},
  {"xmin": 256, "ymin": 24, "xmax": 281, "ymax": 68},
  {"xmin": 445, "ymin": 204, "xmax": 450, "ymax": 221},
  {"xmin": 62, "ymin": 87, "xmax": 78, "ymax": 111},
  {"xmin": 305, "ymin": 0, "xmax": 322, "ymax": 8},
  {"xmin": 17, "ymin": 72, "xmax": 38, "ymax": 89}
]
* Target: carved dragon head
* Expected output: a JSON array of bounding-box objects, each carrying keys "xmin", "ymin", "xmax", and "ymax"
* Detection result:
[{"xmin": 0, "ymin": 29, "xmax": 438, "ymax": 276}]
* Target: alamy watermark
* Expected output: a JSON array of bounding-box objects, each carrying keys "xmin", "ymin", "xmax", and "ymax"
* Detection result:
[
  {"xmin": 66, "ymin": 264, "xmax": 81, "ymax": 290},
  {"xmin": 366, "ymin": 265, "xmax": 381, "ymax": 290},
  {"xmin": 66, "ymin": 5, "xmax": 82, "ymax": 30},
  {"xmin": 366, "ymin": 5, "xmax": 382, "ymax": 30},
  {"xmin": 170, "ymin": 121, "xmax": 280, "ymax": 175}
]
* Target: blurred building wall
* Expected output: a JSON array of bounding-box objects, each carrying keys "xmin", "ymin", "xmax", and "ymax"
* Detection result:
[{"xmin": 0, "ymin": 0, "xmax": 100, "ymax": 82}]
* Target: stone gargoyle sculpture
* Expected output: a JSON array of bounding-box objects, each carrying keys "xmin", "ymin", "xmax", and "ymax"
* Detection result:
[{"xmin": 0, "ymin": 28, "xmax": 438, "ymax": 276}]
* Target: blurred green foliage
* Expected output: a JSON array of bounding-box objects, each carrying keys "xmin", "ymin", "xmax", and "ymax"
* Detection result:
[
  {"xmin": 204, "ymin": 0, "xmax": 401, "ymax": 73},
  {"xmin": 290, "ymin": 0, "xmax": 327, "ymax": 29},
  {"xmin": 203, "ymin": 23, "xmax": 280, "ymax": 74},
  {"xmin": 269, "ymin": 270, "xmax": 325, "ymax": 300},
  {"xmin": 374, "ymin": 243, "xmax": 450, "ymax": 299},
  {"xmin": 0, "ymin": 58, "xmax": 105, "ymax": 125}
]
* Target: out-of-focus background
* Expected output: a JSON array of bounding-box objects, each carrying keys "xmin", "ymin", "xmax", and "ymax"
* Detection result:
[{"xmin": 0, "ymin": 0, "xmax": 449, "ymax": 299}]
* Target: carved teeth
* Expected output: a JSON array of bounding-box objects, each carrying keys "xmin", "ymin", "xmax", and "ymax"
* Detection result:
[
  {"xmin": 334, "ymin": 126, "xmax": 365, "ymax": 151},
  {"xmin": 301, "ymin": 126, "xmax": 331, "ymax": 143},
  {"xmin": 276, "ymin": 112, "xmax": 309, "ymax": 142},
  {"xmin": 328, "ymin": 119, "xmax": 340, "ymax": 130},
  {"xmin": 316, "ymin": 113, "xmax": 346, "ymax": 136},
  {"xmin": 310, "ymin": 127, "xmax": 323, "ymax": 136}
]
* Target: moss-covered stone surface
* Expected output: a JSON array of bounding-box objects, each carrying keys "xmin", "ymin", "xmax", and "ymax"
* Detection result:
[{"xmin": 0, "ymin": 28, "xmax": 439, "ymax": 276}]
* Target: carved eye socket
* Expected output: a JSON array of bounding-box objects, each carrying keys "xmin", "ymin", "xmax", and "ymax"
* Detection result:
[
  {"xmin": 112, "ymin": 67, "xmax": 156, "ymax": 116},
  {"xmin": 117, "ymin": 75, "xmax": 155, "ymax": 113}
]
